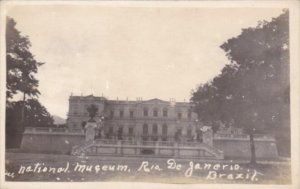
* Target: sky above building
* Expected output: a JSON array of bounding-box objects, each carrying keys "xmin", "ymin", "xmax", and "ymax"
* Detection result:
[{"xmin": 6, "ymin": 5, "xmax": 283, "ymax": 119}]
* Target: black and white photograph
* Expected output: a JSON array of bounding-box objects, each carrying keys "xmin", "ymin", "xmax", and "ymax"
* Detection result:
[{"xmin": 1, "ymin": 1, "xmax": 299, "ymax": 188}]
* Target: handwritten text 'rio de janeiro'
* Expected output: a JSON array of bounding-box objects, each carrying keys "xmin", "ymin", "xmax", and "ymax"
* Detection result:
[{"xmin": 16, "ymin": 159, "xmax": 263, "ymax": 181}]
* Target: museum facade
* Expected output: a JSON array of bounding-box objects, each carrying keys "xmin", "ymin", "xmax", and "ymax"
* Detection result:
[
  {"xmin": 67, "ymin": 94, "xmax": 202, "ymax": 142},
  {"xmin": 20, "ymin": 94, "xmax": 279, "ymax": 160}
]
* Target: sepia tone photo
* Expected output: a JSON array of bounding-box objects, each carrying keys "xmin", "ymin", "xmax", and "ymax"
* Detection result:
[{"xmin": 1, "ymin": 1, "xmax": 299, "ymax": 189}]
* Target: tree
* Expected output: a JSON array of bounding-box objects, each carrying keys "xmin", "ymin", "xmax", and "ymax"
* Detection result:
[
  {"xmin": 191, "ymin": 10, "xmax": 290, "ymax": 163},
  {"xmin": 23, "ymin": 99, "xmax": 54, "ymax": 127},
  {"xmin": 6, "ymin": 17, "xmax": 42, "ymax": 101},
  {"xmin": 6, "ymin": 100, "xmax": 54, "ymax": 147},
  {"xmin": 6, "ymin": 17, "xmax": 53, "ymax": 148}
]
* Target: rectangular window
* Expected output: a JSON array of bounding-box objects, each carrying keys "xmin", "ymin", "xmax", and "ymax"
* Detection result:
[
  {"xmin": 187, "ymin": 129, "xmax": 192, "ymax": 137},
  {"xmin": 144, "ymin": 108, "xmax": 148, "ymax": 116},
  {"xmin": 110, "ymin": 111, "xmax": 114, "ymax": 119},
  {"xmin": 118, "ymin": 127, "xmax": 123, "ymax": 134},
  {"xmin": 119, "ymin": 110, "xmax": 124, "ymax": 118},
  {"xmin": 130, "ymin": 111, "xmax": 134, "ymax": 118},
  {"xmin": 153, "ymin": 109, "xmax": 158, "ymax": 117},
  {"xmin": 162, "ymin": 124, "xmax": 168, "ymax": 135},
  {"xmin": 178, "ymin": 112, "xmax": 182, "ymax": 120},
  {"xmin": 117, "ymin": 127, "xmax": 123, "ymax": 140},
  {"xmin": 188, "ymin": 112, "xmax": 191, "ymax": 119},
  {"xmin": 143, "ymin": 124, "xmax": 148, "ymax": 135},
  {"xmin": 187, "ymin": 129, "xmax": 193, "ymax": 142},
  {"xmin": 129, "ymin": 127, "xmax": 134, "ymax": 136},
  {"xmin": 152, "ymin": 124, "xmax": 158, "ymax": 134},
  {"xmin": 109, "ymin": 127, "xmax": 114, "ymax": 134},
  {"xmin": 108, "ymin": 126, "xmax": 114, "ymax": 139},
  {"xmin": 163, "ymin": 109, "xmax": 168, "ymax": 117}
]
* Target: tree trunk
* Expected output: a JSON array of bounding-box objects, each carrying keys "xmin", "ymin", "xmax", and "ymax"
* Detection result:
[
  {"xmin": 19, "ymin": 92, "xmax": 26, "ymax": 136},
  {"xmin": 21, "ymin": 92, "xmax": 26, "ymax": 128},
  {"xmin": 249, "ymin": 131, "xmax": 256, "ymax": 165}
]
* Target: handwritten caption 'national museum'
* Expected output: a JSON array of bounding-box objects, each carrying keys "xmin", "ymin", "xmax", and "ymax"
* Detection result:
[{"xmin": 6, "ymin": 159, "xmax": 263, "ymax": 182}]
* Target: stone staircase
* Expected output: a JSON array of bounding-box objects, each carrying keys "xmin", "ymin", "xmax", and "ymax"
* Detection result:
[{"xmin": 71, "ymin": 140, "xmax": 224, "ymax": 159}]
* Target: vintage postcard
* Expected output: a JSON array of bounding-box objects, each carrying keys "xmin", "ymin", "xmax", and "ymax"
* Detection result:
[{"xmin": 0, "ymin": 1, "xmax": 299, "ymax": 189}]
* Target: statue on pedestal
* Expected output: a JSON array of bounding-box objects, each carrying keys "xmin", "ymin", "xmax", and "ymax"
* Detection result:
[
  {"xmin": 85, "ymin": 104, "xmax": 98, "ymax": 142},
  {"xmin": 87, "ymin": 104, "xmax": 98, "ymax": 122}
]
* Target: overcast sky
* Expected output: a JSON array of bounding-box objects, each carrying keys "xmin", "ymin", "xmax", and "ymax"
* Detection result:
[{"xmin": 7, "ymin": 6, "xmax": 283, "ymax": 119}]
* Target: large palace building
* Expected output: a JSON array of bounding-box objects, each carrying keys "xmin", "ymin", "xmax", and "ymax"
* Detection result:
[
  {"xmin": 20, "ymin": 94, "xmax": 279, "ymax": 159},
  {"xmin": 67, "ymin": 94, "xmax": 201, "ymax": 141}
]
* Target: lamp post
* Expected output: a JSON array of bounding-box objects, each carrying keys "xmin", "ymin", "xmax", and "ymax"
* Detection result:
[
  {"xmin": 96, "ymin": 116, "xmax": 105, "ymax": 139},
  {"xmin": 194, "ymin": 119, "xmax": 200, "ymax": 142},
  {"xmin": 249, "ymin": 127, "xmax": 256, "ymax": 165}
]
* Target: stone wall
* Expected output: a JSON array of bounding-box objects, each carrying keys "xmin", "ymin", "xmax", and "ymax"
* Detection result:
[
  {"xmin": 20, "ymin": 127, "xmax": 279, "ymax": 160},
  {"xmin": 20, "ymin": 127, "xmax": 84, "ymax": 154},
  {"xmin": 213, "ymin": 134, "xmax": 278, "ymax": 159}
]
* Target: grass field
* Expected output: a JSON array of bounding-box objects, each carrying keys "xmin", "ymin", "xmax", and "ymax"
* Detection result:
[{"xmin": 5, "ymin": 152, "xmax": 291, "ymax": 184}]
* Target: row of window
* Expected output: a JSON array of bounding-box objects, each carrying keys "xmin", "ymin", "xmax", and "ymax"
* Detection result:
[
  {"xmin": 106, "ymin": 124, "xmax": 169, "ymax": 136},
  {"xmin": 107, "ymin": 127, "xmax": 135, "ymax": 136},
  {"xmin": 71, "ymin": 122, "xmax": 199, "ymax": 140},
  {"xmin": 72, "ymin": 111, "xmax": 100, "ymax": 116},
  {"xmin": 72, "ymin": 106, "xmax": 192, "ymax": 119},
  {"xmin": 106, "ymin": 124, "xmax": 197, "ymax": 137},
  {"xmin": 109, "ymin": 109, "xmax": 192, "ymax": 119},
  {"xmin": 142, "ymin": 124, "xmax": 168, "ymax": 135}
]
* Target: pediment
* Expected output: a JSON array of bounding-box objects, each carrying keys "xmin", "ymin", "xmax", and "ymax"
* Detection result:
[
  {"xmin": 145, "ymin": 98, "xmax": 168, "ymax": 104},
  {"xmin": 86, "ymin": 94, "xmax": 94, "ymax": 98}
]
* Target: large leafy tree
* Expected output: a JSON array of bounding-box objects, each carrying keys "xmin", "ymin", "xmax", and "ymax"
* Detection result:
[
  {"xmin": 6, "ymin": 17, "xmax": 53, "ymax": 148},
  {"xmin": 191, "ymin": 10, "xmax": 290, "ymax": 162},
  {"xmin": 6, "ymin": 17, "xmax": 42, "ymax": 101}
]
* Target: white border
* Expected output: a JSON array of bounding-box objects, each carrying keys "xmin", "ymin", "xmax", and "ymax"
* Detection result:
[{"xmin": 0, "ymin": 1, "xmax": 299, "ymax": 189}]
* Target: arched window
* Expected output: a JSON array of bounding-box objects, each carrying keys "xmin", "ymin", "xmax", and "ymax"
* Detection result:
[
  {"xmin": 109, "ymin": 127, "xmax": 114, "ymax": 135},
  {"xmin": 128, "ymin": 127, "xmax": 134, "ymax": 136},
  {"xmin": 162, "ymin": 124, "xmax": 168, "ymax": 141},
  {"xmin": 152, "ymin": 124, "xmax": 158, "ymax": 134},
  {"xmin": 143, "ymin": 124, "xmax": 148, "ymax": 135},
  {"xmin": 175, "ymin": 128, "xmax": 182, "ymax": 142},
  {"xmin": 187, "ymin": 128, "xmax": 193, "ymax": 142},
  {"xmin": 162, "ymin": 124, "xmax": 168, "ymax": 135},
  {"xmin": 117, "ymin": 126, "xmax": 123, "ymax": 140},
  {"xmin": 187, "ymin": 128, "xmax": 192, "ymax": 137}
]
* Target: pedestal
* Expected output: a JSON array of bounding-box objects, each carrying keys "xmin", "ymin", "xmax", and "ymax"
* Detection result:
[
  {"xmin": 202, "ymin": 126, "xmax": 213, "ymax": 146},
  {"xmin": 85, "ymin": 122, "xmax": 97, "ymax": 142}
]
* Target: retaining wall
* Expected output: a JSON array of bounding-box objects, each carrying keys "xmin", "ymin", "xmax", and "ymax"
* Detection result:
[
  {"xmin": 213, "ymin": 134, "xmax": 278, "ymax": 159},
  {"xmin": 20, "ymin": 128, "xmax": 279, "ymax": 159},
  {"xmin": 20, "ymin": 127, "xmax": 84, "ymax": 154}
]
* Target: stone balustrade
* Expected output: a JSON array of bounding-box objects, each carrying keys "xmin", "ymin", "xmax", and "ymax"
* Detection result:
[
  {"xmin": 72, "ymin": 139, "xmax": 224, "ymax": 159},
  {"xmin": 213, "ymin": 133, "xmax": 276, "ymax": 141},
  {"xmin": 24, "ymin": 127, "xmax": 84, "ymax": 135}
]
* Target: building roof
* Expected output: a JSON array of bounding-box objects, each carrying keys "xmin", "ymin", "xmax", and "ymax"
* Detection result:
[{"xmin": 69, "ymin": 95, "xmax": 192, "ymax": 106}]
